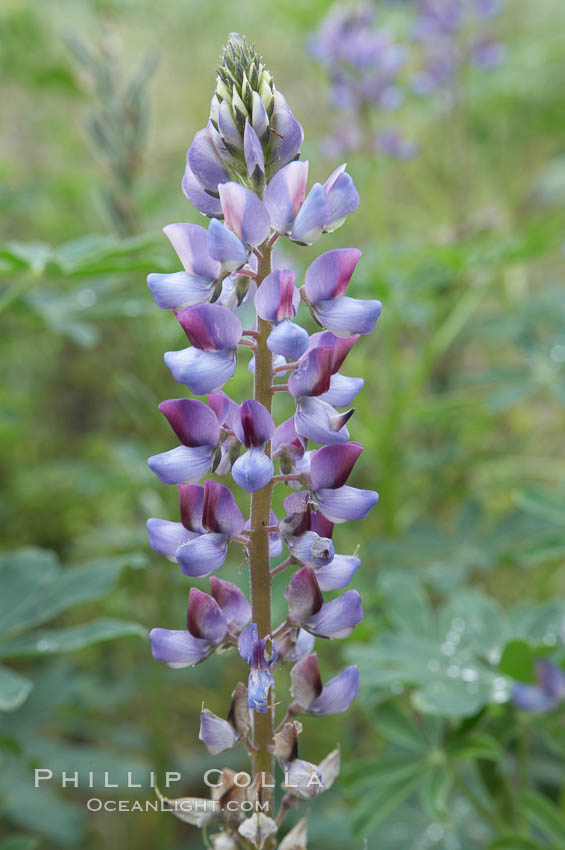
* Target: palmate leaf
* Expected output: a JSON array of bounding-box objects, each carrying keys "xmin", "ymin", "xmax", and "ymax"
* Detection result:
[
  {"xmin": 0, "ymin": 619, "xmax": 147, "ymax": 658},
  {"xmin": 0, "ymin": 551, "xmax": 146, "ymax": 637},
  {"xmin": 349, "ymin": 570, "xmax": 565, "ymax": 717},
  {"xmin": 0, "ymin": 766, "xmax": 83, "ymax": 846},
  {"xmin": 521, "ymin": 792, "xmax": 565, "ymax": 846},
  {"xmin": 0, "ymin": 548, "xmax": 147, "ymax": 710}
]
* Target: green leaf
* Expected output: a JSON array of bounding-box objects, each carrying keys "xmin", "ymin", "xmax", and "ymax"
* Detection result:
[
  {"xmin": 351, "ymin": 760, "xmax": 429, "ymax": 835},
  {"xmin": 373, "ymin": 702, "xmax": 431, "ymax": 752},
  {"xmin": 522, "ymin": 791, "xmax": 565, "ymax": 845},
  {"xmin": 421, "ymin": 763, "xmax": 453, "ymax": 819},
  {"xmin": 0, "ymin": 666, "xmax": 33, "ymax": 712},
  {"xmin": 0, "ymin": 619, "xmax": 147, "ymax": 658},
  {"xmin": 0, "ymin": 839, "xmax": 39, "ymax": 850},
  {"xmin": 0, "ymin": 549, "xmax": 60, "ymax": 625},
  {"xmin": 0, "ymin": 837, "xmax": 39, "ymax": 850},
  {"xmin": 488, "ymin": 835, "xmax": 551, "ymax": 850},
  {"xmin": 380, "ymin": 571, "xmax": 435, "ymax": 637},
  {"xmin": 447, "ymin": 733, "xmax": 502, "ymax": 761},
  {"xmin": 0, "ymin": 553, "xmax": 145, "ymax": 637},
  {"xmin": 499, "ymin": 640, "xmax": 536, "ymax": 683},
  {"xmin": 412, "ymin": 678, "xmax": 492, "ymax": 717},
  {"xmin": 0, "ymin": 771, "xmax": 83, "ymax": 845}
]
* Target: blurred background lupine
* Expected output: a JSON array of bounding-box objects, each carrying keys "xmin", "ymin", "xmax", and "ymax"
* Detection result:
[{"xmin": 1, "ymin": 0, "xmax": 565, "ymax": 848}]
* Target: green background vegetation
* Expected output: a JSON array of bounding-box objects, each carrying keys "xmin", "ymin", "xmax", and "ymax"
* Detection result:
[{"xmin": 1, "ymin": 0, "xmax": 564, "ymax": 847}]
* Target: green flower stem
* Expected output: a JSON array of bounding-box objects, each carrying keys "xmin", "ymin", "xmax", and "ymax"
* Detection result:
[{"xmin": 248, "ymin": 241, "xmax": 275, "ymax": 815}]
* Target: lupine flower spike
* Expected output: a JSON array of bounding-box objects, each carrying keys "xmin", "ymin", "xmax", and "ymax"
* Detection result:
[{"xmin": 146, "ymin": 33, "xmax": 380, "ymax": 847}]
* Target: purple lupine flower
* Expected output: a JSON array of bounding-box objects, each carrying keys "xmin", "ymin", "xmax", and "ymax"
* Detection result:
[
  {"xmin": 165, "ymin": 303, "xmax": 242, "ymax": 395},
  {"xmin": 173, "ymin": 481, "xmax": 245, "ymax": 577},
  {"xmin": 151, "ymin": 583, "xmax": 240, "ymax": 667},
  {"xmin": 148, "ymin": 223, "xmax": 223, "ymax": 309},
  {"xmin": 147, "ymin": 398, "xmax": 221, "ymax": 485},
  {"xmin": 309, "ymin": 3, "xmax": 413, "ymax": 156},
  {"xmin": 286, "ymin": 566, "xmax": 364, "ymax": 639},
  {"xmin": 231, "ymin": 399, "xmax": 275, "ymax": 492},
  {"xmin": 146, "ymin": 32, "xmax": 379, "ymax": 844},
  {"xmin": 513, "ymin": 660, "xmax": 565, "ymax": 713},
  {"xmin": 238, "ymin": 623, "xmax": 277, "ymax": 713},
  {"xmin": 290, "ymin": 653, "xmax": 360, "ymax": 715},
  {"xmin": 199, "ymin": 681, "xmax": 250, "ymax": 755},
  {"xmin": 411, "ymin": 0, "xmax": 506, "ymax": 98},
  {"xmin": 302, "ymin": 249, "xmax": 382, "ymax": 336}
]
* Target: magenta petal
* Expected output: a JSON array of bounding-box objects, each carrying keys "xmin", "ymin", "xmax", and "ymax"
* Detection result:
[
  {"xmin": 187, "ymin": 586, "xmax": 229, "ymax": 643},
  {"xmin": 219, "ymin": 183, "xmax": 271, "ymax": 247},
  {"xmin": 210, "ymin": 576, "xmax": 251, "ymax": 630},
  {"xmin": 304, "ymin": 249, "xmax": 362, "ymax": 303},
  {"xmin": 310, "ymin": 666, "xmax": 360, "ymax": 715},
  {"xmin": 264, "ymin": 161, "xmax": 309, "ymax": 234},
  {"xmin": 267, "ymin": 320, "xmax": 310, "ymax": 361},
  {"xmin": 150, "ymin": 628, "xmax": 213, "ymax": 667},
  {"xmin": 203, "ymin": 480, "xmax": 245, "ymax": 537},
  {"xmin": 287, "ymin": 566, "xmax": 324, "ymax": 623},
  {"xmin": 163, "ymin": 222, "xmax": 221, "ymax": 279},
  {"xmin": 319, "ymin": 374, "xmax": 364, "ymax": 407},
  {"xmin": 316, "ymin": 555, "xmax": 361, "ymax": 591},
  {"xmin": 188, "ymin": 127, "xmax": 230, "ymax": 194},
  {"xmin": 313, "ymin": 296, "xmax": 382, "ymax": 336},
  {"xmin": 146, "ymin": 518, "xmax": 196, "ymax": 560},
  {"xmin": 164, "ymin": 347, "xmax": 237, "ymax": 395},
  {"xmin": 199, "ymin": 709, "xmax": 240, "ymax": 755},
  {"xmin": 310, "ymin": 509, "xmax": 334, "ymax": 540},
  {"xmin": 235, "ymin": 399, "xmax": 275, "ymax": 447},
  {"xmin": 294, "ymin": 397, "xmax": 352, "ymax": 445},
  {"xmin": 315, "ymin": 485, "xmax": 379, "ymax": 523},
  {"xmin": 208, "ymin": 218, "xmax": 248, "ymax": 272},
  {"xmin": 182, "ymin": 160, "xmax": 223, "ymax": 217},
  {"xmin": 310, "ymin": 442, "xmax": 363, "ymax": 490},
  {"xmin": 289, "ymin": 347, "xmax": 334, "ymax": 399},
  {"xmin": 176, "ymin": 303, "xmax": 243, "ymax": 351},
  {"xmin": 176, "ymin": 532, "xmax": 229, "ymax": 577},
  {"xmin": 178, "ymin": 484, "xmax": 205, "ymax": 533},
  {"xmin": 290, "ymin": 653, "xmax": 323, "ymax": 709},
  {"xmin": 147, "ymin": 445, "xmax": 214, "ymax": 485},
  {"xmin": 304, "ymin": 589, "xmax": 364, "ymax": 639},
  {"xmin": 208, "ymin": 390, "xmax": 241, "ymax": 429},
  {"xmin": 307, "ymin": 331, "xmax": 359, "ymax": 373},
  {"xmin": 159, "ymin": 398, "xmax": 220, "ymax": 447},
  {"xmin": 232, "ymin": 448, "xmax": 274, "ymax": 493},
  {"xmin": 254, "ymin": 269, "xmax": 299, "ymax": 322}
]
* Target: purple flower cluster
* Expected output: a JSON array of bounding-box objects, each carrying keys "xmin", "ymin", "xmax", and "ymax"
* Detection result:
[
  {"xmin": 309, "ymin": 0, "xmax": 505, "ymax": 158},
  {"xmin": 411, "ymin": 0, "xmax": 506, "ymax": 99},
  {"xmin": 146, "ymin": 34, "xmax": 380, "ymax": 845},
  {"xmin": 309, "ymin": 2, "xmax": 415, "ymax": 159}
]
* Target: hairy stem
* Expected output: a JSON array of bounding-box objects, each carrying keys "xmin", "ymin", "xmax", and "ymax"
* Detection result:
[{"xmin": 248, "ymin": 240, "xmax": 275, "ymax": 816}]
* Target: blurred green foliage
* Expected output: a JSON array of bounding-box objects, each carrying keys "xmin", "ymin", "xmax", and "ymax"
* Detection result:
[{"xmin": 1, "ymin": 0, "xmax": 564, "ymax": 847}]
